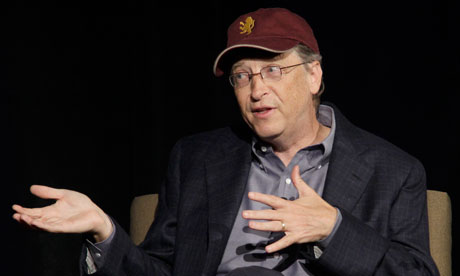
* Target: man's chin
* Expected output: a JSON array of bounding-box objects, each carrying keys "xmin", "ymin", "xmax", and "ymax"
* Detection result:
[
  {"xmin": 244, "ymin": 119, "xmax": 282, "ymax": 141},
  {"xmin": 253, "ymin": 129, "xmax": 282, "ymax": 143}
]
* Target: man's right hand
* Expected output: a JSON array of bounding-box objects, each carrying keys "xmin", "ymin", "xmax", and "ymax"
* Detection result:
[{"xmin": 12, "ymin": 185, "xmax": 113, "ymax": 243}]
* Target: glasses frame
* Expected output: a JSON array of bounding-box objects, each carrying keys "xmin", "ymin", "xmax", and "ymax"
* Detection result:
[{"xmin": 229, "ymin": 62, "xmax": 308, "ymax": 88}]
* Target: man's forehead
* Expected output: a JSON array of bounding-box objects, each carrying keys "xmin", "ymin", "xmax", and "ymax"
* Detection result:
[
  {"xmin": 224, "ymin": 48, "xmax": 284, "ymax": 72},
  {"xmin": 231, "ymin": 50, "xmax": 295, "ymax": 70}
]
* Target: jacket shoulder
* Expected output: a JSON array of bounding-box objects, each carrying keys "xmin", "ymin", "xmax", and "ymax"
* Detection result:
[
  {"xmin": 358, "ymin": 127, "xmax": 423, "ymax": 168},
  {"xmin": 329, "ymin": 102, "xmax": 425, "ymax": 179}
]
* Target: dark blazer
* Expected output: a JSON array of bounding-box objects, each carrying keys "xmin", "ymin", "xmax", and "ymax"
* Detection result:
[{"xmin": 83, "ymin": 104, "xmax": 439, "ymax": 276}]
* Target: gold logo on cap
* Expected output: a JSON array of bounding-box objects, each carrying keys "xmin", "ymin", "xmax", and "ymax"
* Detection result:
[{"xmin": 239, "ymin": 16, "xmax": 255, "ymax": 35}]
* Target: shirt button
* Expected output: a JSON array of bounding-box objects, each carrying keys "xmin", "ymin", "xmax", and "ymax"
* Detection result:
[
  {"xmin": 317, "ymin": 164, "xmax": 322, "ymax": 170},
  {"xmin": 261, "ymin": 146, "xmax": 267, "ymax": 152},
  {"xmin": 285, "ymin": 178, "xmax": 292, "ymax": 185}
]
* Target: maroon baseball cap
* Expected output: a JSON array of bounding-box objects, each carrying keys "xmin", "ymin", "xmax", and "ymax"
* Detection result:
[{"xmin": 213, "ymin": 8, "xmax": 320, "ymax": 76}]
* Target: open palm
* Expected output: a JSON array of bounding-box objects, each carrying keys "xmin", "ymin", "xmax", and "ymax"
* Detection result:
[{"xmin": 12, "ymin": 185, "xmax": 112, "ymax": 242}]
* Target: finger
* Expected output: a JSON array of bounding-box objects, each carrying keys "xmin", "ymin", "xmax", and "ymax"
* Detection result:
[
  {"xmin": 265, "ymin": 235, "xmax": 295, "ymax": 253},
  {"xmin": 30, "ymin": 185, "xmax": 65, "ymax": 200},
  {"xmin": 12, "ymin": 214, "xmax": 42, "ymax": 231},
  {"xmin": 12, "ymin": 212, "xmax": 30, "ymax": 224},
  {"xmin": 12, "ymin": 213, "xmax": 22, "ymax": 222},
  {"xmin": 242, "ymin": 209, "xmax": 281, "ymax": 220},
  {"xmin": 248, "ymin": 192, "xmax": 287, "ymax": 209},
  {"xmin": 291, "ymin": 165, "xmax": 315, "ymax": 197},
  {"xmin": 16, "ymin": 213, "xmax": 34, "ymax": 225},
  {"xmin": 13, "ymin": 212, "xmax": 61, "ymax": 232},
  {"xmin": 29, "ymin": 218, "xmax": 60, "ymax": 232},
  {"xmin": 17, "ymin": 215, "xmax": 50, "ymax": 232},
  {"xmin": 248, "ymin": 220, "xmax": 285, "ymax": 232},
  {"xmin": 12, "ymin": 204, "xmax": 42, "ymax": 218}
]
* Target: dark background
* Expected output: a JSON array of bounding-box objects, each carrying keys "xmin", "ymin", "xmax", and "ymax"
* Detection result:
[{"xmin": 2, "ymin": 0, "xmax": 458, "ymax": 275}]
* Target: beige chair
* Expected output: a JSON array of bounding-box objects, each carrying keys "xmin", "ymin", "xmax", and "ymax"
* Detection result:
[
  {"xmin": 130, "ymin": 193, "xmax": 159, "ymax": 246},
  {"xmin": 427, "ymin": 190, "xmax": 452, "ymax": 276},
  {"xmin": 130, "ymin": 190, "xmax": 452, "ymax": 275}
]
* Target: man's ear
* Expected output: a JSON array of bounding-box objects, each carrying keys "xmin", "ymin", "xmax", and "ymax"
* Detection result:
[{"xmin": 308, "ymin": 61, "xmax": 323, "ymax": 95}]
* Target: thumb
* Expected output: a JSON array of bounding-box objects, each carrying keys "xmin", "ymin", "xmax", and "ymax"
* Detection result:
[
  {"xmin": 291, "ymin": 165, "xmax": 315, "ymax": 197},
  {"xmin": 30, "ymin": 185, "xmax": 65, "ymax": 200}
]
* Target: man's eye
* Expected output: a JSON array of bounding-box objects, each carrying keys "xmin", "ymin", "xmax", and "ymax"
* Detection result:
[
  {"xmin": 267, "ymin": 66, "xmax": 280, "ymax": 73},
  {"xmin": 235, "ymin": 73, "xmax": 248, "ymax": 80}
]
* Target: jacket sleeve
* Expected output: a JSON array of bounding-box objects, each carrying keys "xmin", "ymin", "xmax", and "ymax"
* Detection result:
[
  {"xmin": 79, "ymin": 141, "xmax": 184, "ymax": 276},
  {"xmin": 308, "ymin": 160, "xmax": 440, "ymax": 276}
]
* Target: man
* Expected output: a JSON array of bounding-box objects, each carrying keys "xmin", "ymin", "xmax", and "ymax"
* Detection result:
[{"xmin": 13, "ymin": 7, "xmax": 439, "ymax": 276}]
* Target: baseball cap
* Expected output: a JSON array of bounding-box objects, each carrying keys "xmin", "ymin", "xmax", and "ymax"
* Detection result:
[{"xmin": 213, "ymin": 8, "xmax": 319, "ymax": 76}]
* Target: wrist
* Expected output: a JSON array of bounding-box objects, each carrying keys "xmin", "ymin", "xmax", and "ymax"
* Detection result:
[
  {"xmin": 91, "ymin": 211, "xmax": 113, "ymax": 243},
  {"xmin": 320, "ymin": 206, "xmax": 338, "ymax": 240}
]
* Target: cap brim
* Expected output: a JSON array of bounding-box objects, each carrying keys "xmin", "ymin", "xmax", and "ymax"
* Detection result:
[{"xmin": 213, "ymin": 38, "xmax": 299, "ymax": 76}]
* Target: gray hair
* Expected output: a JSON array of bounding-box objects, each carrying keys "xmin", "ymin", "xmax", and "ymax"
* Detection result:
[{"xmin": 292, "ymin": 44, "xmax": 325, "ymax": 110}]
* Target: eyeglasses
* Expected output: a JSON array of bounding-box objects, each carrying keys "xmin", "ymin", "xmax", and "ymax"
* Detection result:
[{"xmin": 229, "ymin": 62, "xmax": 307, "ymax": 88}]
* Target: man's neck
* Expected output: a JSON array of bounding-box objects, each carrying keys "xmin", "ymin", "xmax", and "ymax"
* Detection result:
[{"xmin": 270, "ymin": 122, "xmax": 331, "ymax": 167}]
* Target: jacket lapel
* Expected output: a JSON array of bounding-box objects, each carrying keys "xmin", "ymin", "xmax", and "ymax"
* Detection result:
[
  {"xmin": 322, "ymin": 105, "xmax": 374, "ymax": 212},
  {"xmin": 202, "ymin": 128, "xmax": 252, "ymax": 275}
]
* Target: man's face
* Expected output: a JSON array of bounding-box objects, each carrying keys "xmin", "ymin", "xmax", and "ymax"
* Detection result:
[{"xmin": 232, "ymin": 50, "xmax": 323, "ymax": 144}]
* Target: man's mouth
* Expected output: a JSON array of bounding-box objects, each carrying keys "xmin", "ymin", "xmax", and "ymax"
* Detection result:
[
  {"xmin": 252, "ymin": 107, "xmax": 275, "ymax": 117},
  {"xmin": 253, "ymin": 107, "xmax": 272, "ymax": 113}
]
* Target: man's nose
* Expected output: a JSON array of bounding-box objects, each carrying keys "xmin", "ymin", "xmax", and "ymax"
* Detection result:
[{"xmin": 250, "ymin": 74, "xmax": 269, "ymax": 101}]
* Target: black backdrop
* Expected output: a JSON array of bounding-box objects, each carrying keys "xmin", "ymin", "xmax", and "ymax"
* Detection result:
[{"xmin": 2, "ymin": 1, "xmax": 458, "ymax": 275}]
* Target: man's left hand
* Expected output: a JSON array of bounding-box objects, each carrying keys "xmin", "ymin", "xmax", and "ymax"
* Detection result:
[{"xmin": 242, "ymin": 165, "xmax": 337, "ymax": 253}]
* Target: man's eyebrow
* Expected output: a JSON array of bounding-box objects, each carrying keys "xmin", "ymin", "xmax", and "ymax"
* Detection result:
[{"xmin": 231, "ymin": 63, "xmax": 246, "ymax": 73}]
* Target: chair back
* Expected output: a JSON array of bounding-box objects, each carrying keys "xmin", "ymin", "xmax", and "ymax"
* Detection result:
[
  {"xmin": 130, "ymin": 194, "xmax": 158, "ymax": 245},
  {"xmin": 427, "ymin": 190, "xmax": 452, "ymax": 276}
]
